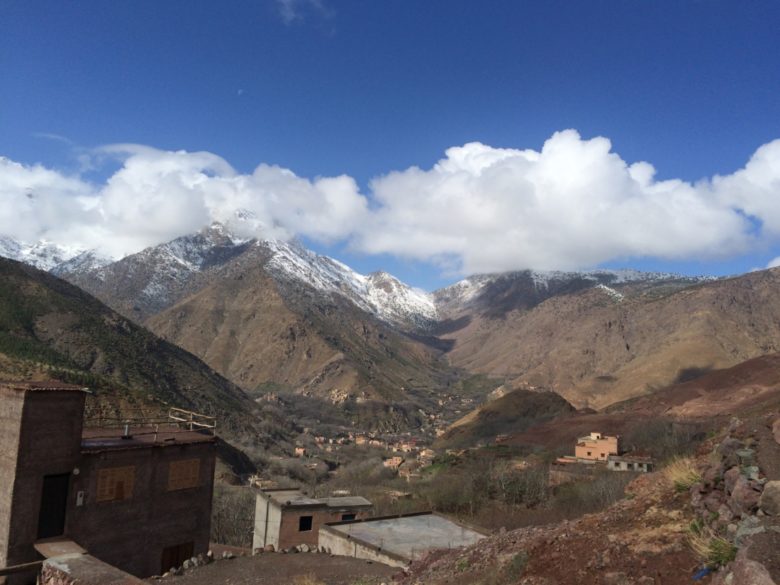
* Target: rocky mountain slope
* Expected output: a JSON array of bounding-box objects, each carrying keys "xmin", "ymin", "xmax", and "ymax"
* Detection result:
[
  {"xmin": 436, "ymin": 268, "xmax": 780, "ymax": 409},
  {"xmin": 0, "ymin": 257, "xmax": 296, "ymax": 456},
  {"xmin": 34, "ymin": 226, "xmax": 453, "ymax": 427},
  {"xmin": 8, "ymin": 226, "xmax": 780, "ymax": 418}
]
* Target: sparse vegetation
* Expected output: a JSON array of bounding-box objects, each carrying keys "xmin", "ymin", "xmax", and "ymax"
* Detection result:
[
  {"xmin": 663, "ymin": 457, "xmax": 702, "ymax": 492},
  {"xmin": 687, "ymin": 528, "xmax": 737, "ymax": 568},
  {"xmin": 210, "ymin": 484, "xmax": 256, "ymax": 547}
]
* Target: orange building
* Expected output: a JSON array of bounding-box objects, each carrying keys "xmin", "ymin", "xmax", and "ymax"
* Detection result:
[{"xmin": 574, "ymin": 432, "xmax": 619, "ymax": 461}]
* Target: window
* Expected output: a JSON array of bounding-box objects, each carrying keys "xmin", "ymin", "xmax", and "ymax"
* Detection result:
[
  {"xmin": 587, "ymin": 451, "xmax": 591, "ymax": 456},
  {"xmin": 600, "ymin": 453, "xmax": 605, "ymax": 458},
  {"xmin": 96, "ymin": 466, "xmax": 135, "ymax": 502},
  {"xmin": 341, "ymin": 513, "xmax": 356, "ymax": 521},
  {"xmin": 168, "ymin": 459, "xmax": 201, "ymax": 491},
  {"xmin": 299, "ymin": 515, "xmax": 313, "ymax": 532}
]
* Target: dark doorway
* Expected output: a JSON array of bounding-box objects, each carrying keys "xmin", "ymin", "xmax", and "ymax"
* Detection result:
[
  {"xmin": 37, "ymin": 473, "xmax": 70, "ymax": 539},
  {"xmin": 161, "ymin": 542, "xmax": 194, "ymax": 574}
]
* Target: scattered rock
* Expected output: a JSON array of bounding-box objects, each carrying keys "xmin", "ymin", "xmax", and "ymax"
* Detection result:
[
  {"xmin": 759, "ymin": 481, "xmax": 780, "ymax": 515},
  {"xmin": 264, "ymin": 544, "xmax": 275, "ymax": 553},
  {"xmin": 728, "ymin": 476, "xmax": 762, "ymax": 516},
  {"xmin": 724, "ymin": 467, "xmax": 741, "ymax": 494},
  {"xmin": 735, "ymin": 516, "xmax": 765, "ymax": 546}
]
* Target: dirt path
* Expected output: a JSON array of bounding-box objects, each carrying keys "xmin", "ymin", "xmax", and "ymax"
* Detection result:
[{"xmin": 148, "ymin": 553, "xmax": 398, "ymax": 585}]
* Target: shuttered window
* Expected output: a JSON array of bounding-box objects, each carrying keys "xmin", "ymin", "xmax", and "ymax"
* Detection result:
[
  {"xmin": 96, "ymin": 466, "xmax": 135, "ymax": 502},
  {"xmin": 168, "ymin": 459, "xmax": 200, "ymax": 491}
]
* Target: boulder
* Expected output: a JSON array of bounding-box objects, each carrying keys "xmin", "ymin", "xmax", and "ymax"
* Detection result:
[
  {"xmin": 724, "ymin": 467, "xmax": 741, "ymax": 494},
  {"xmin": 759, "ymin": 481, "xmax": 780, "ymax": 516},
  {"xmin": 729, "ymin": 477, "xmax": 762, "ymax": 516},
  {"xmin": 264, "ymin": 544, "xmax": 275, "ymax": 553},
  {"xmin": 718, "ymin": 438, "xmax": 744, "ymax": 468}
]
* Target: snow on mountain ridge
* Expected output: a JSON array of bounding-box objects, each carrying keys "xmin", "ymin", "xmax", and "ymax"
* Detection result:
[
  {"xmin": 0, "ymin": 235, "xmax": 84, "ymax": 271},
  {"xmin": 262, "ymin": 239, "xmax": 438, "ymax": 328}
]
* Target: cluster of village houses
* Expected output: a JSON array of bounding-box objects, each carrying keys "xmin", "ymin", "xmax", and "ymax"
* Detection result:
[
  {"xmin": 293, "ymin": 433, "xmax": 437, "ymax": 481},
  {"xmin": 0, "ymin": 381, "xmax": 653, "ymax": 585}
]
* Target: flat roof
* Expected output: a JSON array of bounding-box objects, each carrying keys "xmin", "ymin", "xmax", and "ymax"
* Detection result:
[
  {"xmin": 324, "ymin": 513, "xmax": 485, "ymax": 560},
  {"xmin": 81, "ymin": 426, "xmax": 215, "ymax": 452},
  {"xmin": 260, "ymin": 489, "xmax": 372, "ymax": 509},
  {"xmin": 0, "ymin": 380, "xmax": 88, "ymax": 392}
]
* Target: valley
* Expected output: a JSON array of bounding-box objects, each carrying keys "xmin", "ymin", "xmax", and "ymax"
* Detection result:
[{"xmin": 2, "ymin": 229, "xmax": 780, "ymax": 584}]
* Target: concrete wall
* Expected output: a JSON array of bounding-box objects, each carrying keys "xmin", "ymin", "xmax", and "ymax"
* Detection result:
[
  {"xmin": 318, "ymin": 528, "xmax": 407, "ymax": 568},
  {"xmin": 5, "ymin": 391, "xmax": 85, "ymax": 571},
  {"xmin": 67, "ymin": 441, "xmax": 215, "ymax": 578},
  {"xmin": 252, "ymin": 496, "xmax": 282, "ymax": 551}
]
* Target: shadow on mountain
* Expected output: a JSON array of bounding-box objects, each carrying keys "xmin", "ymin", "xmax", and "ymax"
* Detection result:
[
  {"xmin": 431, "ymin": 315, "xmax": 472, "ymax": 336},
  {"xmin": 674, "ymin": 365, "xmax": 714, "ymax": 384}
]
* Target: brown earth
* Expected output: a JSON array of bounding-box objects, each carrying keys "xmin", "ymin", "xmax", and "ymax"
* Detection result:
[
  {"xmin": 147, "ymin": 553, "xmax": 397, "ymax": 585},
  {"xmin": 401, "ymin": 470, "xmax": 703, "ymax": 585},
  {"xmin": 457, "ymin": 351, "xmax": 780, "ymax": 452}
]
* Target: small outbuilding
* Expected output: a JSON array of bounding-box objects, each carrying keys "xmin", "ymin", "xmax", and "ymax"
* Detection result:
[{"xmin": 252, "ymin": 488, "xmax": 372, "ymax": 552}]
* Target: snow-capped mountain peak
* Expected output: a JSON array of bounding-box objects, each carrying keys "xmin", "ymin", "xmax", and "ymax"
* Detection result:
[{"xmin": 261, "ymin": 239, "xmax": 438, "ymax": 329}]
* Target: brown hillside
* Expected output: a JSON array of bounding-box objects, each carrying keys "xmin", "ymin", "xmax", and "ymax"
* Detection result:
[
  {"xmin": 440, "ymin": 268, "xmax": 780, "ymax": 409},
  {"xmin": 145, "ymin": 247, "xmax": 453, "ymax": 412}
]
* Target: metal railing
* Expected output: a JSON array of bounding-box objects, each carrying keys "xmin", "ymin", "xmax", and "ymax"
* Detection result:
[{"xmin": 81, "ymin": 407, "xmax": 216, "ymax": 442}]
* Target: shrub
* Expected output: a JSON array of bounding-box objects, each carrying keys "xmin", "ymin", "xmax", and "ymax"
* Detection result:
[
  {"xmin": 663, "ymin": 457, "xmax": 702, "ymax": 492},
  {"xmin": 688, "ymin": 529, "xmax": 737, "ymax": 568}
]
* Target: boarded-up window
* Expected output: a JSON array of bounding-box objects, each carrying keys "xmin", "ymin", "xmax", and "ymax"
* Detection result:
[
  {"xmin": 168, "ymin": 459, "xmax": 200, "ymax": 491},
  {"xmin": 96, "ymin": 466, "xmax": 135, "ymax": 502}
]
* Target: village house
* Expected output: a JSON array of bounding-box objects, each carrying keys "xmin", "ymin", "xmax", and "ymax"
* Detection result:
[
  {"xmin": 252, "ymin": 488, "xmax": 372, "ymax": 552},
  {"xmin": 382, "ymin": 456, "xmax": 404, "ymax": 470},
  {"xmin": 552, "ymin": 431, "xmax": 653, "ymax": 485},
  {"xmin": 0, "ymin": 381, "xmax": 216, "ymax": 583},
  {"xmin": 607, "ymin": 455, "xmax": 654, "ymax": 472},
  {"xmin": 574, "ymin": 432, "xmax": 620, "ymax": 461}
]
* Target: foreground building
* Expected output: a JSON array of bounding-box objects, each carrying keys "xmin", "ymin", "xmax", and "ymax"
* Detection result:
[
  {"xmin": 0, "ymin": 380, "xmax": 216, "ymax": 583},
  {"xmin": 252, "ymin": 488, "xmax": 372, "ymax": 552}
]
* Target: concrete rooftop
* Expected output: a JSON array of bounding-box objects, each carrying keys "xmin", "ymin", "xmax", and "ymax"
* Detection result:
[{"xmin": 326, "ymin": 513, "xmax": 485, "ymax": 560}]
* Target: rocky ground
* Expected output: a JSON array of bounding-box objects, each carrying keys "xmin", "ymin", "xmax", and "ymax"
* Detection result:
[
  {"xmin": 146, "ymin": 552, "xmax": 397, "ymax": 585},
  {"xmin": 400, "ymin": 411, "xmax": 780, "ymax": 585}
]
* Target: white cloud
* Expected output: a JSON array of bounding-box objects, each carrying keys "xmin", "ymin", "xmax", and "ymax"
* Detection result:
[
  {"xmin": 2, "ymin": 130, "xmax": 780, "ymax": 275},
  {"xmin": 768, "ymin": 257, "xmax": 780, "ymax": 269},
  {"xmin": 0, "ymin": 147, "xmax": 367, "ymax": 259},
  {"xmin": 353, "ymin": 130, "xmax": 776, "ymax": 273}
]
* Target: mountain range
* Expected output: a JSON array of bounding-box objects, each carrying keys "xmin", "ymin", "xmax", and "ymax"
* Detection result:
[{"xmin": 4, "ymin": 224, "xmax": 780, "ymax": 421}]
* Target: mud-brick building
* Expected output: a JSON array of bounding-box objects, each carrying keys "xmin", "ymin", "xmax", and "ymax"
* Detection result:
[
  {"xmin": 0, "ymin": 381, "xmax": 216, "ymax": 583},
  {"xmin": 574, "ymin": 432, "xmax": 620, "ymax": 461},
  {"xmin": 252, "ymin": 488, "xmax": 372, "ymax": 552}
]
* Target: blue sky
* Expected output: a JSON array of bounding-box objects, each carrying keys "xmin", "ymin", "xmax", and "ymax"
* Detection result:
[{"xmin": 2, "ymin": 1, "xmax": 780, "ymax": 290}]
